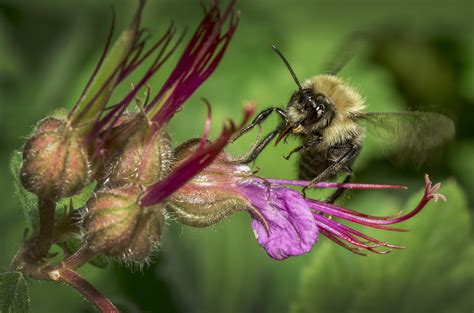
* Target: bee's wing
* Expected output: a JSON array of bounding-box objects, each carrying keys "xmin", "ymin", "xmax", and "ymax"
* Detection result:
[
  {"xmin": 357, "ymin": 112, "xmax": 455, "ymax": 165},
  {"xmin": 325, "ymin": 31, "xmax": 368, "ymax": 75}
]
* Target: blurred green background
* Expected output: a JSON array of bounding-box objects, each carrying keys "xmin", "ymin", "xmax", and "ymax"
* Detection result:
[{"xmin": 0, "ymin": 0, "xmax": 473, "ymax": 312}]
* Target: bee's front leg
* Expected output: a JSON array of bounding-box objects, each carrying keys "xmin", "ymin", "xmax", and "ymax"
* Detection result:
[
  {"xmin": 231, "ymin": 107, "xmax": 286, "ymax": 143},
  {"xmin": 241, "ymin": 127, "xmax": 284, "ymax": 164}
]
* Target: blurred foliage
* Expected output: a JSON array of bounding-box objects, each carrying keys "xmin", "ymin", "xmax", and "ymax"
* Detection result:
[
  {"xmin": 0, "ymin": 0, "xmax": 472, "ymax": 312},
  {"xmin": 291, "ymin": 180, "xmax": 474, "ymax": 313},
  {"xmin": 0, "ymin": 272, "xmax": 29, "ymax": 313}
]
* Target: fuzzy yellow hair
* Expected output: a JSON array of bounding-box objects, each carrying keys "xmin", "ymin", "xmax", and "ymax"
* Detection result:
[{"xmin": 304, "ymin": 74, "xmax": 365, "ymax": 148}]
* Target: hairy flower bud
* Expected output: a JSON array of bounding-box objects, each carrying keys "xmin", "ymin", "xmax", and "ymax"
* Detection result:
[
  {"xmin": 20, "ymin": 117, "xmax": 90, "ymax": 199},
  {"xmin": 102, "ymin": 116, "xmax": 172, "ymax": 188},
  {"xmin": 166, "ymin": 139, "xmax": 252, "ymax": 227},
  {"xmin": 83, "ymin": 186, "xmax": 165, "ymax": 262}
]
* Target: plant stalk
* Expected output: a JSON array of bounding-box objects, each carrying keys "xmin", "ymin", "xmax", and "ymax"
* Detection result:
[
  {"xmin": 32, "ymin": 197, "xmax": 56, "ymax": 258},
  {"xmin": 49, "ymin": 267, "xmax": 119, "ymax": 313}
]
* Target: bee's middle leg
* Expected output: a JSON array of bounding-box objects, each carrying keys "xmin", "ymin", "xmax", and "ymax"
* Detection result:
[
  {"xmin": 302, "ymin": 144, "xmax": 359, "ymax": 198},
  {"xmin": 283, "ymin": 137, "xmax": 322, "ymax": 160}
]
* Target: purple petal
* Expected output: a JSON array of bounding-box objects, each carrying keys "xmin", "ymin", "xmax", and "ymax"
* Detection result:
[{"xmin": 240, "ymin": 184, "xmax": 318, "ymax": 260}]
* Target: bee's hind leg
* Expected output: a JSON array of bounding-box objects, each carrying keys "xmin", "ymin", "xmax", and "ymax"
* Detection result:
[
  {"xmin": 325, "ymin": 174, "xmax": 353, "ymax": 204},
  {"xmin": 301, "ymin": 144, "xmax": 359, "ymax": 198}
]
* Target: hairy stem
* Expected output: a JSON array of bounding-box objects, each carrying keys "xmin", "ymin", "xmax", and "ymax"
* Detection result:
[
  {"xmin": 49, "ymin": 268, "xmax": 119, "ymax": 313},
  {"xmin": 32, "ymin": 197, "xmax": 56, "ymax": 258},
  {"xmin": 62, "ymin": 246, "xmax": 96, "ymax": 270}
]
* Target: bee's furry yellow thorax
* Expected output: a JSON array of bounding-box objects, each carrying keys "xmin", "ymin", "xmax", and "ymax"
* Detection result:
[{"xmin": 305, "ymin": 74, "xmax": 365, "ymax": 147}]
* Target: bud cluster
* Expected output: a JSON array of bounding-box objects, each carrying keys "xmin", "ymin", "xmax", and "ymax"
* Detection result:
[{"xmin": 15, "ymin": 0, "xmax": 240, "ymax": 266}]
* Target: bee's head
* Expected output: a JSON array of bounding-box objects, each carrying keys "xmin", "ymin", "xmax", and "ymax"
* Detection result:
[
  {"xmin": 271, "ymin": 45, "xmax": 335, "ymax": 144},
  {"xmin": 287, "ymin": 88, "xmax": 334, "ymax": 131}
]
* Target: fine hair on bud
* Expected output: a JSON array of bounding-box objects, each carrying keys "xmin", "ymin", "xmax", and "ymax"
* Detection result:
[
  {"xmin": 83, "ymin": 185, "xmax": 165, "ymax": 263},
  {"xmin": 166, "ymin": 139, "xmax": 253, "ymax": 227},
  {"xmin": 100, "ymin": 115, "xmax": 172, "ymax": 188},
  {"xmin": 20, "ymin": 116, "xmax": 91, "ymax": 199}
]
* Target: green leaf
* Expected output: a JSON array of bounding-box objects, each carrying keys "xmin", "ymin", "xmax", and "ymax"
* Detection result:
[
  {"xmin": 0, "ymin": 272, "xmax": 30, "ymax": 313},
  {"xmin": 291, "ymin": 179, "xmax": 474, "ymax": 313},
  {"xmin": 56, "ymin": 181, "xmax": 96, "ymax": 213},
  {"xmin": 71, "ymin": 1, "xmax": 144, "ymax": 130}
]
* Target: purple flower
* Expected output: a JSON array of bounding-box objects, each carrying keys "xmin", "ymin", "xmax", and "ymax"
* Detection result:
[
  {"xmin": 162, "ymin": 141, "xmax": 446, "ymax": 260},
  {"xmin": 246, "ymin": 175, "xmax": 445, "ymax": 259},
  {"xmin": 73, "ymin": 0, "xmax": 445, "ymax": 264}
]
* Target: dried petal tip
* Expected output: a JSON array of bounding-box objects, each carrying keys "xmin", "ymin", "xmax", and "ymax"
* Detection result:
[
  {"xmin": 83, "ymin": 186, "xmax": 164, "ymax": 262},
  {"xmin": 20, "ymin": 117, "xmax": 90, "ymax": 199},
  {"xmin": 425, "ymin": 174, "xmax": 447, "ymax": 202},
  {"xmin": 243, "ymin": 101, "xmax": 257, "ymax": 116}
]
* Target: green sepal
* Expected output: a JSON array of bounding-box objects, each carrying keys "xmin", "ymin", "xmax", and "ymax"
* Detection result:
[{"xmin": 70, "ymin": 1, "xmax": 145, "ymax": 132}]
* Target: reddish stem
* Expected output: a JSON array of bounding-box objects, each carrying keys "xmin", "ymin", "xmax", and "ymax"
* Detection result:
[
  {"xmin": 49, "ymin": 268, "xmax": 119, "ymax": 313},
  {"xmin": 32, "ymin": 197, "xmax": 56, "ymax": 258},
  {"xmin": 62, "ymin": 246, "xmax": 96, "ymax": 270}
]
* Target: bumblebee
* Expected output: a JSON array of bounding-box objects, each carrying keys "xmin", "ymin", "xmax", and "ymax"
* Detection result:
[{"xmin": 233, "ymin": 45, "xmax": 454, "ymax": 202}]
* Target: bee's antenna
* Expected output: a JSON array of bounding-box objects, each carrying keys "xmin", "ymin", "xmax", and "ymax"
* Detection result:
[{"xmin": 272, "ymin": 45, "xmax": 302, "ymax": 91}]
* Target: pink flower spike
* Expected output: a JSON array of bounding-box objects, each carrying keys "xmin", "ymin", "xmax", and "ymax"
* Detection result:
[
  {"xmin": 307, "ymin": 175, "xmax": 444, "ymax": 227},
  {"xmin": 149, "ymin": 0, "xmax": 239, "ymax": 127}
]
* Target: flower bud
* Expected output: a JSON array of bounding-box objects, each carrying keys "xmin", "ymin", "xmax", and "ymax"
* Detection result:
[
  {"xmin": 102, "ymin": 116, "xmax": 172, "ymax": 188},
  {"xmin": 20, "ymin": 117, "xmax": 90, "ymax": 199},
  {"xmin": 83, "ymin": 186, "xmax": 165, "ymax": 262},
  {"xmin": 166, "ymin": 139, "xmax": 252, "ymax": 227}
]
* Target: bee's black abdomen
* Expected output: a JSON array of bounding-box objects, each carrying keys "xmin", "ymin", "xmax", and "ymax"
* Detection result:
[
  {"xmin": 298, "ymin": 148, "xmax": 330, "ymax": 180},
  {"xmin": 297, "ymin": 140, "xmax": 360, "ymax": 181}
]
